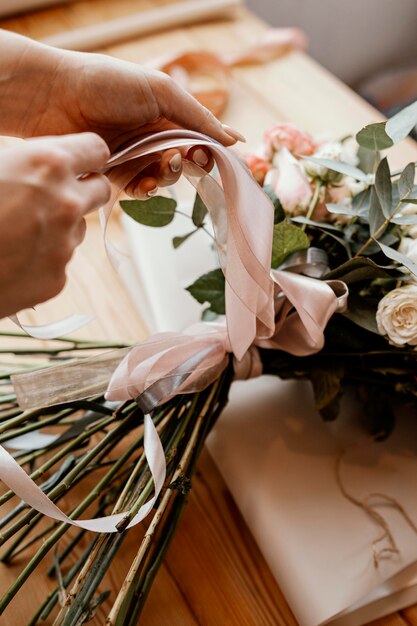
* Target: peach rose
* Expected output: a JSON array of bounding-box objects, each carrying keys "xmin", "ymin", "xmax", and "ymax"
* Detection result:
[
  {"xmin": 244, "ymin": 154, "xmax": 272, "ymax": 185},
  {"xmin": 265, "ymin": 147, "xmax": 313, "ymax": 214},
  {"xmin": 264, "ymin": 122, "xmax": 316, "ymax": 157}
]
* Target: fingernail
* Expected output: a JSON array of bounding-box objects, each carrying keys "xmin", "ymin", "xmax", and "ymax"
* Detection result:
[
  {"xmin": 147, "ymin": 186, "xmax": 158, "ymax": 197},
  {"xmin": 193, "ymin": 148, "xmax": 209, "ymax": 167},
  {"xmin": 169, "ymin": 153, "xmax": 182, "ymax": 173},
  {"xmin": 222, "ymin": 124, "xmax": 247, "ymax": 143}
]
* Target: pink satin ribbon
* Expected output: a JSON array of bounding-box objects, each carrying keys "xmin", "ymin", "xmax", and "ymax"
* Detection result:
[
  {"xmin": 153, "ymin": 28, "xmax": 308, "ymax": 117},
  {"xmin": 6, "ymin": 130, "xmax": 347, "ymax": 534}
]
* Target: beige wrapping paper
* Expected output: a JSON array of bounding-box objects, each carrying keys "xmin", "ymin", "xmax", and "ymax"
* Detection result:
[{"xmin": 121, "ymin": 209, "xmax": 417, "ymax": 626}]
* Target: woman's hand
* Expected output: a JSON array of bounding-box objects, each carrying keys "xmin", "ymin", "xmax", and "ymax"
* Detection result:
[
  {"xmin": 0, "ymin": 133, "xmax": 110, "ymax": 317},
  {"xmin": 0, "ymin": 32, "xmax": 244, "ymax": 197}
]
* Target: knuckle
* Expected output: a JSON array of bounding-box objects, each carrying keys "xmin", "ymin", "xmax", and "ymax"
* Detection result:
[
  {"xmin": 58, "ymin": 195, "xmax": 82, "ymax": 225},
  {"xmin": 31, "ymin": 147, "xmax": 69, "ymax": 179},
  {"xmin": 85, "ymin": 133, "xmax": 110, "ymax": 162}
]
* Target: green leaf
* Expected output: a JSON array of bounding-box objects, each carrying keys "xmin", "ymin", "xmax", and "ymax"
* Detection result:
[
  {"xmin": 401, "ymin": 198, "xmax": 417, "ymax": 205},
  {"xmin": 385, "ymin": 100, "xmax": 417, "ymax": 144},
  {"xmin": 186, "ymin": 268, "xmax": 225, "ymax": 314},
  {"xmin": 310, "ymin": 366, "xmax": 344, "ymax": 421},
  {"xmin": 374, "ymin": 157, "xmax": 392, "ymax": 219},
  {"xmin": 356, "ymin": 122, "xmax": 394, "ymax": 151},
  {"xmin": 326, "ymin": 203, "xmax": 358, "ymax": 217},
  {"xmin": 263, "ymin": 184, "xmax": 285, "ymax": 223},
  {"xmin": 191, "ymin": 194, "xmax": 208, "ymax": 227},
  {"xmin": 342, "ymin": 294, "xmax": 380, "ymax": 334},
  {"xmin": 376, "ymin": 240, "xmax": 417, "ymax": 278},
  {"xmin": 352, "ymin": 188, "xmax": 371, "ymax": 218},
  {"xmin": 325, "ymin": 257, "xmax": 394, "ymax": 283},
  {"xmin": 357, "ymin": 145, "xmax": 380, "ymax": 174},
  {"xmin": 120, "ymin": 196, "xmax": 176, "ymax": 227},
  {"xmin": 172, "ymin": 229, "xmax": 198, "ymax": 249},
  {"xmin": 302, "ymin": 156, "xmax": 369, "ymax": 182},
  {"xmin": 398, "ymin": 162, "xmax": 416, "ymax": 199},
  {"xmin": 368, "ymin": 186, "xmax": 385, "ymax": 235},
  {"xmin": 271, "ymin": 221, "xmax": 310, "ymax": 268}
]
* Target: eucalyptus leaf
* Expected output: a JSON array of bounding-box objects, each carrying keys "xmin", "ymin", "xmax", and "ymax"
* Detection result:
[
  {"xmin": 352, "ymin": 188, "xmax": 371, "ymax": 218},
  {"xmin": 302, "ymin": 156, "xmax": 369, "ymax": 182},
  {"xmin": 398, "ymin": 162, "xmax": 416, "ymax": 198},
  {"xmin": 368, "ymin": 186, "xmax": 385, "ymax": 235},
  {"xmin": 342, "ymin": 295, "xmax": 380, "ymax": 334},
  {"xmin": 186, "ymin": 268, "xmax": 225, "ymax": 314},
  {"xmin": 357, "ymin": 145, "xmax": 380, "ymax": 174},
  {"xmin": 391, "ymin": 214, "xmax": 417, "ymax": 225},
  {"xmin": 271, "ymin": 221, "xmax": 310, "ymax": 268},
  {"xmin": 120, "ymin": 197, "xmax": 176, "ymax": 227},
  {"xmin": 374, "ymin": 157, "xmax": 392, "ymax": 219},
  {"xmin": 291, "ymin": 216, "xmax": 342, "ymax": 232},
  {"xmin": 310, "ymin": 367, "xmax": 343, "ymax": 420},
  {"xmin": 326, "ymin": 203, "xmax": 357, "ymax": 216},
  {"xmin": 385, "ymin": 100, "xmax": 417, "ymax": 143},
  {"xmin": 356, "ymin": 122, "xmax": 393, "ymax": 151},
  {"xmin": 191, "ymin": 194, "xmax": 208, "ymax": 227},
  {"xmin": 324, "ymin": 257, "xmax": 394, "ymax": 283},
  {"xmin": 376, "ymin": 240, "xmax": 417, "ymax": 277},
  {"xmin": 172, "ymin": 229, "xmax": 198, "ymax": 249},
  {"xmin": 263, "ymin": 184, "xmax": 285, "ymax": 223}
]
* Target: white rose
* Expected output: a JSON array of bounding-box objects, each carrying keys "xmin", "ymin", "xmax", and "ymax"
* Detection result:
[
  {"xmin": 376, "ymin": 284, "xmax": 417, "ymax": 346},
  {"xmin": 399, "ymin": 237, "xmax": 417, "ymax": 264},
  {"xmin": 344, "ymin": 176, "xmax": 368, "ymax": 197}
]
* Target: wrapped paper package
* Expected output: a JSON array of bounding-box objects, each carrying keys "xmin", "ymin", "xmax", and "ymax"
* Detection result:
[{"xmin": 122, "ymin": 207, "xmax": 417, "ymax": 625}]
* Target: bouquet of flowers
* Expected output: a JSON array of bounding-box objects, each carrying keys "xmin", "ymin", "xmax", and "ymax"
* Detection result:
[{"xmin": 0, "ymin": 101, "xmax": 416, "ymax": 625}]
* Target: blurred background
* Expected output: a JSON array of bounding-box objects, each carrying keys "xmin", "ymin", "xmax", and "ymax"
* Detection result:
[
  {"xmin": 246, "ymin": 0, "xmax": 417, "ymax": 119},
  {"xmin": 1, "ymin": 0, "xmax": 417, "ymax": 121}
]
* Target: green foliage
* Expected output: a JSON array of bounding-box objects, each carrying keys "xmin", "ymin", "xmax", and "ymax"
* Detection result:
[
  {"xmin": 263, "ymin": 184, "xmax": 285, "ymax": 223},
  {"xmin": 385, "ymin": 100, "xmax": 417, "ymax": 143},
  {"xmin": 374, "ymin": 157, "xmax": 392, "ymax": 219},
  {"xmin": 120, "ymin": 197, "xmax": 176, "ymax": 227},
  {"xmin": 172, "ymin": 229, "xmax": 198, "ymax": 249},
  {"xmin": 302, "ymin": 156, "xmax": 369, "ymax": 182},
  {"xmin": 191, "ymin": 194, "xmax": 208, "ymax": 227},
  {"xmin": 376, "ymin": 240, "xmax": 417, "ymax": 278},
  {"xmin": 311, "ymin": 366, "xmax": 344, "ymax": 421},
  {"xmin": 356, "ymin": 122, "xmax": 394, "ymax": 151},
  {"xmin": 271, "ymin": 222, "xmax": 310, "ymax": 268},
  {"xmin": 186, "ymin": 268, "xmax": 225, "ymax": 315},
  {"xmin": 325, "ymin": 257, "xmax": 394, "ymax": 283},
  {"xmin": 398, "ymin": 162, "xmax": 416, "ymax": 199}
]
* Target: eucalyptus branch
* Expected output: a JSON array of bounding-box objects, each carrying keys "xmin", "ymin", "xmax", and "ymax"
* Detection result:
[{"xmin": 355, "ymin": 187, "xmax": 414, "ymax": 257}]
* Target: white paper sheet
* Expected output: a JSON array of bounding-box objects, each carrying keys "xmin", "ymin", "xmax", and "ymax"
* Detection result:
[{"xmin": 121, "ymin": 208, "xmax": 417, "ymax": 625}]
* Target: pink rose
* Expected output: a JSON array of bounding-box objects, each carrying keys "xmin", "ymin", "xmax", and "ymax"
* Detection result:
[
  {"xmin": 265, "ymin": 148, "xmax": 313, "ymax": 214},
  {"xmin": 244, "ymin": 154, "xmax": 272, "ymax": 185},
  {"xmin": 264, "ymin": 122, "xmax": 316, "ymax": 157}
]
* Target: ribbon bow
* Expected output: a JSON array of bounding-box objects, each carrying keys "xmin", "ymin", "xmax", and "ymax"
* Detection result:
[{"xmin": 6, "ymin": 131, "xmax": 348, "ymax": 534}]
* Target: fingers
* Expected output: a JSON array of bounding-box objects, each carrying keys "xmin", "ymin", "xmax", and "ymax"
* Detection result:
[
  {"xmin": 77, "ymin": 173, "xmax": 111, "ymax": 214},
  {"xmin": 154, "ymin": 75, "xmax": 246, "ymax": 146},
  {"xmin": 124, "ymin": 146, "xmax": 214, "ymax": 199},
  {"xmin": 31, "ymin": 132, "xmax": 110, "ymax": 175}
]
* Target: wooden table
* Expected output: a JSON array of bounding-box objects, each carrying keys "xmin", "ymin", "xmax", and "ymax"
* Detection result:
[{"xmin": 1, "ymin": 1, "xmax": 417, "ymax": 625}]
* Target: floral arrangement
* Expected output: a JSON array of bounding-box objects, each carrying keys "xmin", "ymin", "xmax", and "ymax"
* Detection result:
[{"xmin": 0, "ymin": 101, "xmax": 417, "ymax": 624}]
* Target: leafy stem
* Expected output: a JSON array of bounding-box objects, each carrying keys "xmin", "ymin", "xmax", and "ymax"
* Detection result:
[
  {"xmin": 302, "ymin": 180, "xmax": 323, "ymax": 232},
  {"xmin": 355, "ymin": 186, "xmax": 414, "ymax": 257}
]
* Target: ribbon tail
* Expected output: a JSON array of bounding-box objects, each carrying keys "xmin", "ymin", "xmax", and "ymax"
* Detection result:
[{"xmin": 0, "ymin": 414, "xmax": 165, "ymax": 533}]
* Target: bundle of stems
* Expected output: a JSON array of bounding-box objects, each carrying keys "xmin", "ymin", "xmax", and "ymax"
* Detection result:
[{"xmin": 0, "ymin": 331, "xmax": 233, "ymax": 625}]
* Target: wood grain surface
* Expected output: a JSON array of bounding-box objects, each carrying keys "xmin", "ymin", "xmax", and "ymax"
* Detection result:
[{"xmin": 1, "ymin": 1, "xmax": 417, "ymax": 624}]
